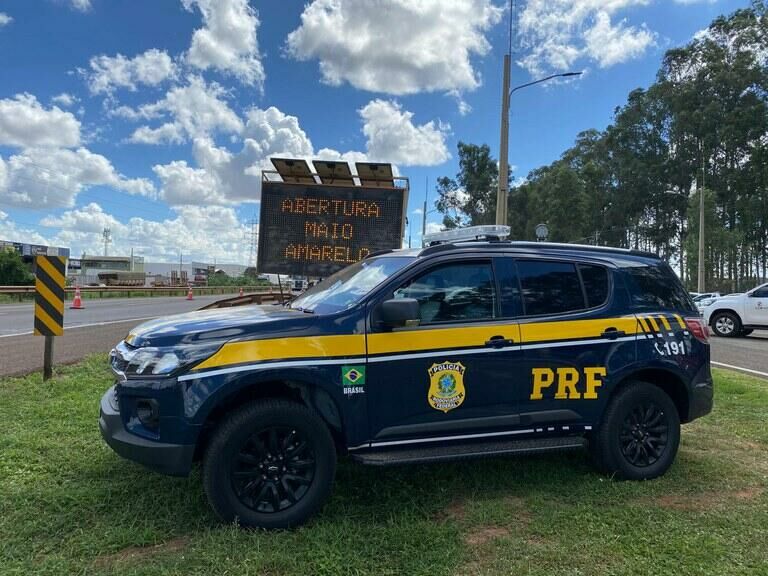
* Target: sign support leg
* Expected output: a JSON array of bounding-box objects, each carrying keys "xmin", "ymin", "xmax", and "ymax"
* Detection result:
[{"xmin": 43, "ymin": 335, "xmax": 54, "ymax": 381}]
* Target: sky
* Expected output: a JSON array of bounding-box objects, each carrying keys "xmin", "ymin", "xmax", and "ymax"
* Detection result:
[{"xmin": 0, "ymin": 0, "xmax": 749, "ymax": 264}]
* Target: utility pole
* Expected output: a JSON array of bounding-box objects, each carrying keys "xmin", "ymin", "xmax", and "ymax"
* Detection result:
[
  {"xmin": 495, "ymin": 2, "xmax": 512, "ymax": 227},
  {"xmin": 698, "ymin": 153, "xmax": 706, "ymax": 292},
  {"xmin": 421, "ymin": 176, "xmax": 428, "ymax": 242},
  {"xmin": 102, "ymin": 228, "xmax": 112, "ymax": 257}
]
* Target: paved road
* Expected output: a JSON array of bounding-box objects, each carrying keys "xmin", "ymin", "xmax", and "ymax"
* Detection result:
[
  {"xmin": 710, "ymin": 330, "xmax": 768, "ymax": 378},
  {"xmin": 0, "ymin": 294, "xmax": 226, "ymax": 337}
]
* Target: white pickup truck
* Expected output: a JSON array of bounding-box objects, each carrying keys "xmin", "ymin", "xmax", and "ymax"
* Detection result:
[{"xmin": 702, "ymin": 282, "xmax": 768, "ymax": 337}]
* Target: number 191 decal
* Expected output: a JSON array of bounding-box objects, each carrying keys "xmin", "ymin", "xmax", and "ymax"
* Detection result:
[{"xmin": 654, "ymin": 339, "xmax": 688, "ymax": 356}]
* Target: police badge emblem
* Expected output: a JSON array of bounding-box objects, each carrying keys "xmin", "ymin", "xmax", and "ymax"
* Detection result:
[{"xmin": 427, "ymin": 361, "xmax": 466, "ymax": 413}]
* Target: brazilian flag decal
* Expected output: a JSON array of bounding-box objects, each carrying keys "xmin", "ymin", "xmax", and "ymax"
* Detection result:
[{"xmin": 342, "ymin": 365, "xmax": 366, "ymax": 387}]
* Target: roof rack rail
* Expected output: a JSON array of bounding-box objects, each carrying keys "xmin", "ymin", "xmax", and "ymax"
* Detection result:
[{"xmin": 423, "ymin": 225, "xmax": 510, "ymax": 246}]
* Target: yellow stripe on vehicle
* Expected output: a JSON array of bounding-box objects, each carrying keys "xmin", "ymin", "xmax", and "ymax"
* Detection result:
[
  {"xmin": 520, "ymin": 316, "xmax": 638, "ymax": 343},
  {"xmin": 646, "ymin": 316, "xmax": 661, "ymax": 332},
  {"xmin": 657, "ymin": 315, "xmax": 672, "ymax": 331},
  {"xmin": 673, "ymin": 314, "xmax": 686, "ymax": 328},
  {"xmin": 194, "ymin": 334, "xmax": 367, "ymax": 371},
  {"xmin": 368, "ymin": 323, "xmax": 522, "ymax": 355}
]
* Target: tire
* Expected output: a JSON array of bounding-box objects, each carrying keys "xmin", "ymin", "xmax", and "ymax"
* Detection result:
[
  {"xmin": 202, "ymin": 399, "xmax": 337, "ymax": 529},
  {"xmin": 590, "ymin": 381, "xmax": 680, "ymax": 481},
  {"xmin": 740, "ymin": 328, "xmax": 754, "ymax": 337},
  {"xmin": 710, "ymin": 311, "xmax": 741, "ymax": 338}
]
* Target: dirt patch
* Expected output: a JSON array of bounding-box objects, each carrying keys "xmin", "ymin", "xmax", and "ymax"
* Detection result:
[
  {"xmin": 93, "ymin": 536, "xmax": 190, "ymax": 568},
  {"xmin": 434, "ymin": 499, "xmax": 468, "ymax": 522},
  {"xmin": 654, "ymin": 486, "xmax": 764, "ymax": 511},
  {"xmin": 463, "ymin": 526, "xmax": 511, "ymax": 547}
]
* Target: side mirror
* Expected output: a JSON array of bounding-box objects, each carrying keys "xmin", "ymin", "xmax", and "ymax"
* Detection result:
[{"xmin": 379, "ymin": 298, "xmax": 420, "ymax": 328}]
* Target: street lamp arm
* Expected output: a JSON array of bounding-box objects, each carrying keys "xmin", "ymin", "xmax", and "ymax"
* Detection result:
[{"xmin": 510, "ymin": 71, "xmax": 583, "ymax": 97}]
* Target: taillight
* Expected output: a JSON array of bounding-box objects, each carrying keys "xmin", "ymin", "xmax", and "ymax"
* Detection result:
[{"xmin": 685, "ymin": 317, "xmax": 710, "ymax": 343}]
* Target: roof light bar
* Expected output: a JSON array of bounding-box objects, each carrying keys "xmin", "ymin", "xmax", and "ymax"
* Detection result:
[{"xmin": 423, "ymin": 225, "xmax": 510, "ymax": 245}]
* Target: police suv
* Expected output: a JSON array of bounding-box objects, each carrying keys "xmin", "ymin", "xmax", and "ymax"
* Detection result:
[{"xmin": 100, "ymin": 226, "xmax": 712, "ymax": 529}]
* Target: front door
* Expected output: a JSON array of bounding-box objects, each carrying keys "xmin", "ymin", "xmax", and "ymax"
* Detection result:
[
  {"xmin": 513, "ymin": 259, "xmax": 637, "ymax": 429},
  {"xmin": 743, "ymin": 285, "xmax": 768, "ymax": 326},
  {"xmin": 365, "ymin": 258, "xmax": 523, "ymax": 445}
]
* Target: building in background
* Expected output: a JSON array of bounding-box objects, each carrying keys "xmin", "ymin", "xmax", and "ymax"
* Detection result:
[{"xmin": 0, "ymin": 240, "xmax": 70, "ymax": 263}]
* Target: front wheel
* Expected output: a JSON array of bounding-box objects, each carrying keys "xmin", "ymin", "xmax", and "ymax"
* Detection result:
[
  {"xmin": 710, "ymin": 311, "xmax": 741, "ymax": 337},
  {"xmin": 590, "ymin": 381, "xmax": 680, "ymax": 480},
  {"xmin": 203, "ymin": 399, "xmax": 337, "ymax": 529}
]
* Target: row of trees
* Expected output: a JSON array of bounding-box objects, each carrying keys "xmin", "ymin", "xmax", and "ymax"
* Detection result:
[{"xmin": 436, "ymin": 2, "xmax": 768, "ymax": 292}]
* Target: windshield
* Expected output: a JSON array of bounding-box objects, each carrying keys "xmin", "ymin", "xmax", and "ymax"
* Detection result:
[{"xmin": 289, "ymin": 256, "xmax": 414, "ymax": 314}]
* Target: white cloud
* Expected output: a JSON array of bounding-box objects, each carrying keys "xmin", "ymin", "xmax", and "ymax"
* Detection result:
[
  {"xmin": 360, "ymin": 99, "xmax": 449, "ymax": 166},
  {"xmin": 182, "ymin": 0, "xmax": 265, "ymax": 87},
  {"xmin": 286, "ymin": 0, "xmax": 503, "ymax": 96},
  {"xmin": 0, "ymin": 94, "xmax": 81, "ymax": 148},
  {"xmin": 0, "ymin": 12, "xmax": 12, "ymax": 27},
  {"xmin": 126, "ymin": 76, "xmax": 243, "ymax": 144},
  {"xmin": 518, "ymin": 0, "xmax": 656, "ymax": 75},
  {"xmin": 0, "ymin": 211, "xmax": 50, "ymax": 245},
  {"xmin": 85, "ymin": 49, "xmax": 178, "ymax": 94},
  {"xmin": 40, "ymin": 202, "xmax": 127, "ymax": 234},
  {"xmin": 0, "ymin": 147, "xmax": 155, "ymax": 209},
  {"xmin": 51, "ymin": 93, "xmax": 78, "ymax": 107},
  {"xmin": 425, "ymin": 222, "xmax": 443, "ymax": 235},
  {"xmin": 70, "ymin": 0, "xmax": 91, "ymax": 11}
]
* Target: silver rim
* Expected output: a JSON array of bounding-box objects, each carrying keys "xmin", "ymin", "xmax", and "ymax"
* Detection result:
[{"xmin": 715, "ymin": 316, "xmax": 735, "ymax": 335}]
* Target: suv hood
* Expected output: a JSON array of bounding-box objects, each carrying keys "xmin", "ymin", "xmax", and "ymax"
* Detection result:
[{"xmin": 125, "ymin": 304, "xmax": 313, "ymax": 348}]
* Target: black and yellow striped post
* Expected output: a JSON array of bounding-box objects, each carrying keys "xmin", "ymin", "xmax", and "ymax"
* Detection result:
[{"xmin": 34, "ymin": 255, "xmax": 67, "ymax": 380}]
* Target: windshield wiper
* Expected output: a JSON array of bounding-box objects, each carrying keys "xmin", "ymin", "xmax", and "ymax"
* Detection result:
[{"xmin": 302, "ymin": 308, "xmax": 314, "ymax": 314}]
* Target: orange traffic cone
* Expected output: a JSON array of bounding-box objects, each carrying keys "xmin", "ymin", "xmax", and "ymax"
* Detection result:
[
  {"xmin": 239, "ymin": 287, "xmax": 244, "ymax": 297},
  {"xmin": 186, "ymin": 285, "xmax": 194, "ymax": 300},
  {"xmin": 70, "ymin": 285, "xmax": 85, "ymax": 309}
]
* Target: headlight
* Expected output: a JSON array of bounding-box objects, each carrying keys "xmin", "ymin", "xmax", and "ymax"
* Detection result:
[{"xmin": 112, "ymin": 341, "xmax": 222, "ymax": 377}]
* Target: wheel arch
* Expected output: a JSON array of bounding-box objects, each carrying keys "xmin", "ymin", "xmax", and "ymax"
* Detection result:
[
  {"xmin": 708, "ymin": 307, "xmax": 741, "ymax": 327},
  {"xmin": 193, "ymin": 376, "xmax": 346, "ymax": 461},
  {"xmin": 609, "ymin": 367, "xmax": 691, "ymax": 423}
]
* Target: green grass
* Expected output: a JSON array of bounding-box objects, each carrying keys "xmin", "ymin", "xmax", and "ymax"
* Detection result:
[{"xmin": 1, "ymin": 359, "xmax": 766, "ymax": 575}]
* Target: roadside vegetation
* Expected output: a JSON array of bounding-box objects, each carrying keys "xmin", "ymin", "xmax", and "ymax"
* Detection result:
[
  {"xmin": 437, "ymin": 3, "xmax": 768, "ymax": 294},
  {"xmin": 0, "ymin": 358, "xmax": 766, "ymax": 575}
]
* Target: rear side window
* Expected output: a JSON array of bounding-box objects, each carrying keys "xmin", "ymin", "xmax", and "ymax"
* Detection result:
[
  {"xmin": 579, "ymin": 264, "xmax": 609, "ymax": 308},
  {"xmin": 517, "ymin": 261, "xmax": 585, "ymax": 316},
  {"xmin": 625, "ymin": 264, "xmax": 695, "ymax": 312}
]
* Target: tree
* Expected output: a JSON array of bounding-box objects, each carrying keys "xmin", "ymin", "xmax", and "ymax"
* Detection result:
[
  {"xmin": 0, "ymin": 249, "xmax": 32, "ymax": 286},
  {"xmin": 436, "ymin": 142, "xmax": 501, "ymax": 229}
]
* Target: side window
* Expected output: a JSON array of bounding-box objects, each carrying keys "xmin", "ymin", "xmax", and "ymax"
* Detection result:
[
  {"xmin": 517, "ymin": 260, "xmax": 585, "ymax": 316},
  {"xmin": 394, "ymin": 262, "xmax": 496, "ymax": 324},
  {"xmin": 579, "ymin": 264, "xmax": 610, "ymax": 308}
]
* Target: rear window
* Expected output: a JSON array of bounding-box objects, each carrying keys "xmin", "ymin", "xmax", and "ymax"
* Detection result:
[
  {"xmin": 579, "ymin": 264, "xmax": 610, "ymax": 308},
  {"xmin": 517, "ymin": 261, "xmax": 585, "ymax": 316},
  {"xmin": 624, "ymin": 264, "xmax": 695, "ymax": 312}
]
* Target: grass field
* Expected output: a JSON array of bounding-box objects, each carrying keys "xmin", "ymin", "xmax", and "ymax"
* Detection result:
[{"xmin": 0, "ymin": 357, "xmax": 766, "ymax": 576}]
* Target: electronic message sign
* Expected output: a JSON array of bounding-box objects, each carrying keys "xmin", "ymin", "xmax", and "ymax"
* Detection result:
[{"xmin": 257, "ymin": 181, "xmax": 406, "ymax": 277}]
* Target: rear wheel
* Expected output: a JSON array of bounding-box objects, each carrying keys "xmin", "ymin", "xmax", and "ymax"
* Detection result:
[
  {"xmin": 203, "ymin": 399, "xmax": 336, "ymax": 529},
  {"xmin": 711, "ymin": 311, "xmax": 741, "ymax": 337},
  {"xmin": 590, "ymin": 381, "xmax": 680, "ymax": 480}
]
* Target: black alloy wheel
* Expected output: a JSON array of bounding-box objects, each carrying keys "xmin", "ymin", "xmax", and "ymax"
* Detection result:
[
  {"xmin": 589, "ymin": 381, "xmax": 680, "ymax": 480},
  {"xmin": 203, "ymin": 399, "xmax": 336, "ymax": 529},
  {"xmin": 619, "ymin": 402, "xmax": 668, "ymax": 467},
  {"xmin": 231, "ymin": 426, "xmax": 316, "ymax": 513}
]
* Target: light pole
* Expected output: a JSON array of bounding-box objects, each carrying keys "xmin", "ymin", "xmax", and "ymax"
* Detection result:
[{"xmin": 495, "ymin": 68, "xmax": 583, "ymax": 226}]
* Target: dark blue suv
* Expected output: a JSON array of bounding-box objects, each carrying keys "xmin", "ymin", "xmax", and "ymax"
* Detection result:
[{"xmin": 100, "ymin": 233, "xmax": 712, "ymax": 528}]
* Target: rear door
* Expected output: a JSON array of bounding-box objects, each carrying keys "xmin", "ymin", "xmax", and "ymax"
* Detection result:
[
  {"xmin": 512, "ymin": 258, "xmax": 638, "ymax": 430},
  {"xmin": 364, "ymin": 256, "xmax": 524, "ymax": 444}
]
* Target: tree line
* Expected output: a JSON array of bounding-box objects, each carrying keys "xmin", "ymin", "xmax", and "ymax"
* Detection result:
[{"xmin": 436, "ymin": 2, "xmax": 768, "ymax": 292}]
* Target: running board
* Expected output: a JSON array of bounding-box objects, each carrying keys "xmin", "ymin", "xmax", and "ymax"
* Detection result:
[{"xmin": 350, "ymin": 436, "xmax": 586, "ymax": 466}]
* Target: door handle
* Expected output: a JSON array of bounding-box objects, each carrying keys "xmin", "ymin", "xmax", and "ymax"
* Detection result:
[
  {"xmin": 485, "ymin": 335, "xmax": 514, "ymax": 348},
  {"xmin": 601, "ymin": 327, "xmax": 626, "ymax": 340}
]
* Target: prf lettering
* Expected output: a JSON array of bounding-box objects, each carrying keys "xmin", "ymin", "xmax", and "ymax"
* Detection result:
[{"xmin": 529, "ymin": 367, "xmax": 607, "ymax": 400}]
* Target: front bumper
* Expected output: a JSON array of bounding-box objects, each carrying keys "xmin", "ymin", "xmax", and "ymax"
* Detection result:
[{"xmin": 99, "ymin": 386, "xmax": 195, "ymax": 477}]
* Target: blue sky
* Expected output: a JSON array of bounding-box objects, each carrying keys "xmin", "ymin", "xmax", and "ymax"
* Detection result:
[{"xmin": 0, "ymin": 0, "xmax": 748, "ymax": 263}]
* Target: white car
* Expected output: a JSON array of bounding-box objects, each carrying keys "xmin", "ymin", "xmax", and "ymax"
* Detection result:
[{"xmin": 702, "ymin": 283, "xmax": 768, "ymax": 337}]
